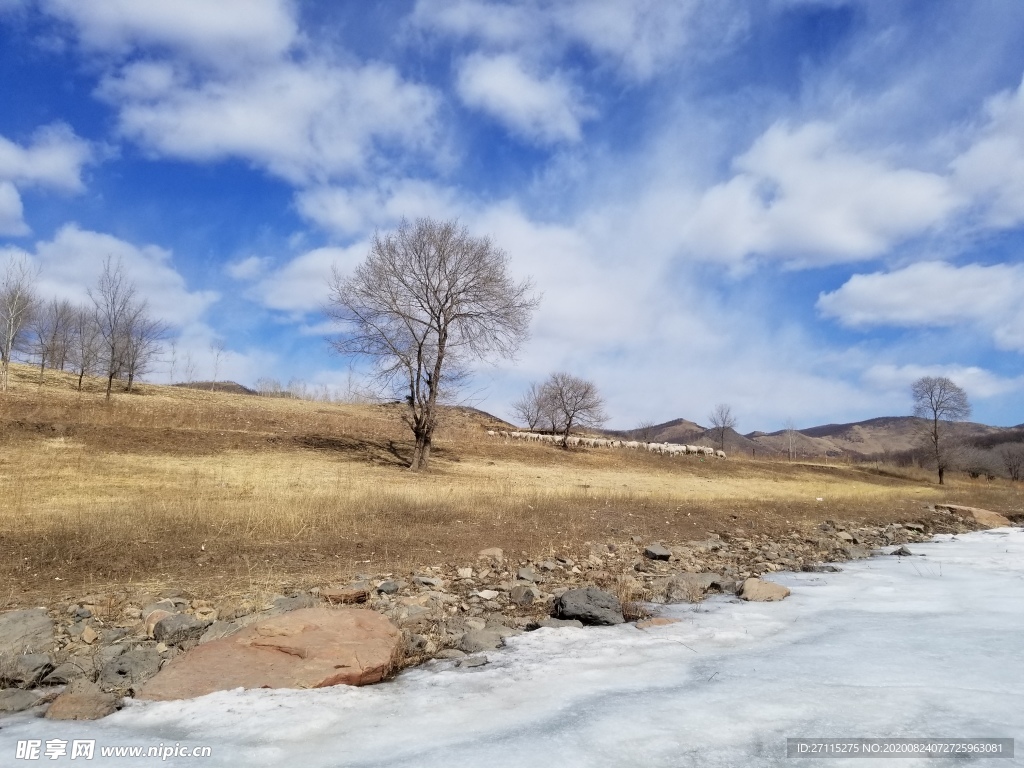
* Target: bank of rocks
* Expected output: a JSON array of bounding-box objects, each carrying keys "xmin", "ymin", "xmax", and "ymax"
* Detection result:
[{"xmin": 0, "ymin": 505, "xmax": 993, "ymax": 717}]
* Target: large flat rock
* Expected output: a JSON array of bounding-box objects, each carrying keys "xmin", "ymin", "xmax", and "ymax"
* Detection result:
[
  {"xmin": 137, "ymin": 607, "xmax": 401, "ymax": 701},
  {"xmin": 0, "ymin": 608, "xmax": 54, "ymax": 656},
  {"xmin": 934, "ymin": 504, "xmax": 1011, "ymax": 528}
]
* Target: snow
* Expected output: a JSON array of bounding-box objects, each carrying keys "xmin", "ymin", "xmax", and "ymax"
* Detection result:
[{"xmin": 3, "ymin": 529, "xmax": 1023, "ymax": 767}]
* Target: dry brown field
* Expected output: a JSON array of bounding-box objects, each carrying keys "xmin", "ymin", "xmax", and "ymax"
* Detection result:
[{"xmin": 1, "ymin": 362, "xmax": 1021, "ymax": 610}]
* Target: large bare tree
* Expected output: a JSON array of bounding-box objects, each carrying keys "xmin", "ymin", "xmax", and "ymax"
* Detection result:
[
  {"xmin": 511, "ymin": 381, "xmax": 547, "ymax": 431},
  {"xmin": 708, "ymin": 403, "xmax": 737, "ymax": 452},
  {"xmin": 1, "ymin": 256, "xmax": 38, "ymax": 392},
  {"xmin": 123, "ymin": 308, "xmax": 168, "ymax": 392},
  {"xmin": 326, "ymin": 217, "xmax": 539, "ymax": 471},
  {"xmin": 28, "ymin": 298, "xmax": 76, "ymax": 381},
  {"xmin": 542, "ymin": 372, "xmax": 607, "ymax": 447},
  {"xmin": 911, "ymin": 375, "xmax": 971, "ymax": 485}
]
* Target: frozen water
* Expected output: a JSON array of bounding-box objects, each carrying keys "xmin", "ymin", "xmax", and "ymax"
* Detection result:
[{"xmin": 2, "ymin": 529, "xmax": 1022, "ymax": 766}]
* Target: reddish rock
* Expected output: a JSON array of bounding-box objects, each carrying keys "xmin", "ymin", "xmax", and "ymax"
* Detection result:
[
  {"xmin": 934, "ymin": 504, "xmax": 1011, "ymax": 528},
  {"xmin": 137, "ymin": 607, "xmax": 402, "ymax": 701},
  {"xmin": 45, "ymin": 680, "xmax": 118, "ymax": 721},
  {"xmin": 635, "ymin": 617, "xmax": 681, "ymax": 629}
]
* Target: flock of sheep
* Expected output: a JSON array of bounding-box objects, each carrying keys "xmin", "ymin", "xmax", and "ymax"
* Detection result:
[{"xmin": 487, "ymin": 430, "xmax": 727, "ymax": 458}]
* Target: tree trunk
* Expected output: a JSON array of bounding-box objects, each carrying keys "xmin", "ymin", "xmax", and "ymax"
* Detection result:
[
  {"xmin": 127, "ymin": 371, "xmax": 135, "ymax": 392},
  {"xmin": 77, "ymin": 370, "xmax": 84, "ymax": 391},
  {"xmin": 938, "ymin": 467, "xmax": 945, "ymax": 485},
  {"xmin": 106, "ymin": 370, "xmax": 115, "ymax": 400},
  {"xmin": 410, "ymin": 429, "xmax": 431, "ymax": 471}
]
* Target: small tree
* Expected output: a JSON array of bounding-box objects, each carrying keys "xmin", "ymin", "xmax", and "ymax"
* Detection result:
[
  {"xmin": 911, "ymin": 376, "xmax": 971, "ymax": 485},
  {"xmin": 708, "ymin": 403, "xmax": 737, "ymax": 452},
  {"xmin": 123, "ymin": 308, "xmax": 168, "ymax": 392},
  {"xmin": 327, "ymin": 217, "xmax": 539, "ymax": 471},
  {"xmin": 1000, "ymin": 444, "xmax": 1024, "ymax": 482},
  {"xmin": 0, "ymin": 256, "xmax": 38, "ymax": 392},
  {"xmin": 511, "ymin": 382, "xmax": 547, "ymax": 431},
  {"xmin": 89, "ymin": 257, "xmax": 138, "ymax": 399},
  {"xmin": 785, "ymin": 417, "xmax": 797, "ymax": 461},
  {"xmin": 542, "ymin": 372, "xmax": 607, "ymax": 447},
  {"xmin": 210, "ymin": 340, "xmax": 226, "ymax": 392},
  {"xmin": 68, "ymin": 304, "xmax": 101, "ymax": 391},
  {"xmin": 631, "ymin": 420, "xmax": 657, "ymax": 442},
  {"xmin": 28, "ymin": 298, "xmax": 75, "ymax": 382}
]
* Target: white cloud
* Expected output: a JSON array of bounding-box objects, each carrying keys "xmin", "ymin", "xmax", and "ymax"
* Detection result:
[
  {"xmin": 225, "ymin": 255, "xmax": 272, "ymax": 281},
  {"xmin": 456, "ymin": 53, "xmax": 591, "ymax": 144},
  {"xmin": 863, "ymin": 364, "xmax": 1023, "ymax": 400},
  {"xmin": 0, "ymin": 181, "xmax": 28, "ymax": 236},
  {"xmin": 680, "ymin": 122, "xmax": 962, "ymax": 266},
  {"xmin": 817, "ymin": 261, "xmax": 1024, "ymax": 352},
  {"xmin": 42, "ymin": 0, "xmax": 297, "ymax": 67},
  {"xmin": 250, "ymin": 244, "xmax": 367, "ymax": 314},
  {"xmin": 99, "ymin": 60, "xmax": 439, "ymax": 185},
  {"xmin": 0, "ymin": 123, "xmax": 93, "ymax": 191},
  {"xmin": 952, "ymin": 75, "xmax": 1024, "ymax": 228},
  {"xmin": 295, "ymin": 179, "xmax": 463, "ymax": 238}
]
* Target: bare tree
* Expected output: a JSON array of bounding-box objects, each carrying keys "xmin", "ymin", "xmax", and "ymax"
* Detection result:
[
  {"xmin": 210, "ymin": 340, "xmax": 226, "ymax": 392},
  {"xmin": 631, "ymin": 420, "xmax": 657, "ymax": 443},
  {"xmin": 542, "ymin": 372, "xmax": 607, "ymax": 447},
  {"xmin": 0, "ymin": 256, "xmax": 38, "ymax": 392},
  {"xmin": 911, "ymin": 376, "xmax": 971, "ymax": 485},
  {"xmin": 123, "ymin": 308, "xmax": 168, "ymax": 392},
  {"xmin": 89, "ymin": 257, "xmax": 138, "ymax": 399},
  {"xmin": 511, "ymin": 382, "xmax": 546, "ymax": 431},
  {"xmin": 28, "ymin": 298, "xmax": 75, "ymax": 382},
  {"xmin": 167, "ymin": 339, "xmax": 178, "ymax": 383},
  {"xmin": 785, "ymin": 417, "xmax": 797, "ymax": 461},
  {"xmin": 68, "ymin": 304, "xmax": 101, "ymax": 391},
  {"xmin": 709, "ymin": 403, "xmax": 737, "ymax": 452},
  {"xmin": 326, "ymin": 217, "xmax": 538, "ymax": 471},
  {"xmin": 183, "ymin": 352, "xmax": 196, "ymax": 385},
  {"xmin": 1000, "ymin": 444, "xmax": 1024, "ymax": 482}
]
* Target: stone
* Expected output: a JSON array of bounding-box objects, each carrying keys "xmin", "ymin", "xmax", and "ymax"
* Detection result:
[
  {"xmin": 80, "ymin": 625, "xmax": 99, "ymax": 645},
  {"xmin": 152, "ymin": 614, "xmax": 211, "ymax": 648},
  {"xmin": 199, "ymin": 620, "xmax": 246, "ymax": 645},
  {"xmin": 43, "ymin": 659, "xmax": 93, "ymax": 685},
  {"xmin": 636, "ymin": 618, "xmax": 681, "ymax": 629},
  {"xmin": 665, "ymin": 572, "xmax": 730, "ymax": 602},
  {"xmin": 271, "ymin": 594, "xmax": 318, "ymax": 614},
  {"xmin": 412, "ymin": 576, "xmax": 444, "ymax": 589},
  {"xmin": 538, "ymin": 560, "xmax": 558, "ymax": 571},
  {"xmin": 643, "ymin": 543, "xmax": 672, "ymax": 561},
  {"xmin": 137, "ymin": 607, "xmax": 402, "ymax": 701},
  {"xmin": 97, "ymin": 648, "xmax": 162, "ymax": 691},
  {"xmin": 459, "ymin": 656, "xmax": 488, "ymax": 668},
  {"xmin": 0, "ymin": 608, "xmax": 54, "ymax": 656},
  {"xmin": 435, "ymin": 649, "xmax": 466, "ymax": 660},
  {"xmin": 843, "ymin": 546, "xmax": 871, "ymax": 560},
  {"xmin": 458, "ymin": 629, "xmax": 505, "ymax": 653},
  {"xmin": 4, "ymin": 652, "xmax": 54, "ymax": 687},
  {"xmin": 0, "ymin": 688, "xmax": 42, "ymax": 713},
  {"xmin": 45, "ymin": 679, "xmax": 118, "ymax": 720},
  {"xmin": 891, "ymin": 546, "xmax": 914, "ymax": 556},
  {"xmin": 904, "ymin": 522, "xmax": 926, "ymax": 532},
  {"xmin": 142, "ymin": 599, "xmax": 178, "ymax": 619},
  {"xmin": 145, "ymin": 610, "xmax": 173, "ymax": 638},
  {"xmin": 478, "ymin": 547, "xmax": 504, "ymax": 563},
  {"xmin": 516, "ymin": 567, "xmax": 539, "ymax": 582},
  {"xmin": 509, "ymin": 585, "xmax": 539, "ymax": 606},
  {"xmin": 934, "ymin": 504, "xmax": 1011, "ymax": 528},
  {"xmin": 475, "ymin": 590, "xmax": 500, "ymax": 600},
  {"xmin": 801, "ymin": 564, "xmax": 841, "ymax": 573},
  {"xmin": 554, "ymin": 587, "xmax": 624, "ymax": 626},
  {"xmin": 377, "ymin": 580, "xmax": 401, "ymax": 595},
  {"xmin": 738, "ymin": 578, "xmax": 791, "ymax": 602},
  {"xmin": 835, "ymin": 531, "xmax": 854, "ymax": 542},
  {"xmin": 322, "ymin": 585, "xmax": 370, "ymax": 605},
  {"xmin": 534, "ymin": 617, "xmax": 584, "ymax": 630},
  {"xmin": 456, "ymin": 568, "xmax": 473, "ymax": 579}
]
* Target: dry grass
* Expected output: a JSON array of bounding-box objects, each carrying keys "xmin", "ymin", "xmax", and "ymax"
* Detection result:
[{"xmin": 1, "ymin": 362, "xmax": 1021, "ymax": 608}]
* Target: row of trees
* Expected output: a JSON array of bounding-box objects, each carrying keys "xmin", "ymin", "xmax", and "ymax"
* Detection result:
[
  {"xmin": 510, "ymin": 372, "xmax": 607, "ymax": 446},
  {"xmin": 0, "ymin": 256, "xmax": 167, "ymax": 398}
]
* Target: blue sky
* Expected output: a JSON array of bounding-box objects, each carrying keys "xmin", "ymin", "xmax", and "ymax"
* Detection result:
[{"xmin": 2, "ymin": 0, "xmax": 1023, "ymax": 431}]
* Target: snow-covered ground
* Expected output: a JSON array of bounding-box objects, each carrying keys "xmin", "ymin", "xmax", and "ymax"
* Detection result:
[{"xmin": 3, "ymin": 529, "xmax": 1022, "ymax": 767}]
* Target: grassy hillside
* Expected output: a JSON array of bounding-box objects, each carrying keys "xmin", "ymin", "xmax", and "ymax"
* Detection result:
[{"xmin": 1, "ymin": 363, "xmax": 1021, "ymax": 609}]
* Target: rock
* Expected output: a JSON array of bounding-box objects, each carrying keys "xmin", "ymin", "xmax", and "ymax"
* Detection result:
[
  {"xmin": 4, "ymin": 652, "xmax": 54, "ymax": 687},
  {"xmin": 738, "ymin": 578, "xmax": 791, "ymax": 602},
  {"xmin": 97, "ymin": 648, "xmax": 161, "ymax": 691},
  {"xmin": 516, "ymin": 566, "xmax": 539, "ymax": 582},
  {"xmin": 843, "ymin": 546, "xmax": 871, "ymax": 560},
  {"xmin": 475, "ymin": 589, "xmax": 500, "ymax": 600},
  {"xmin": 801, "ymin": 564, "xmax": 841, "ymax": 573},
  {"xmin": 137, "ymin": 607, "xmax": 402, "ymax": 701},
  {"xmin": 538, "ymin": 560, "xmax": 558, "ymax": 571},
  {"xmin": 142, "ymin": 599, "xmax": 178, "ymax": 619},
  {"xmin": 643, "ymin": 543, "xmax": 672, "ymax": 561},
  {"xmin": 322, "ymin": 585, "xmax": 370, "ymax": 605},
  {"xmin": 45, "ymin": 679, "xmax": 118, "ymax": 720},
  {"xmin": 43, "ymin": 658, "xmax": 93, "ymax": 685},
  {"xmin": 271, "ymin": 594, "xmax": 318, "ymax": 614},
  {"xmin": 199, "ymin": 620, "xmax": 245, "ymax": 645},
  {"xmin": 665, "ymin": 572, "xmax": 730, "ymax": 602},
  {"xmin": 377, "ymin": 580, "xmax": 401, "ymax": 595},
  {"xmin": 636, "ymin": 618, "xmax": 681, "ymax": 629},
  {"xmin": 413, "ymin": 576, "xmax": 444, "ymax": 589},
  {"xmin": 934, "ymin": 504, "xmax": 1011, "ymax": 528},
  {"xmin": 891, "ymin": 545, "xmax": 914, "ymax": 556},
  {"xmin": 152, "ymin": 614, "xmax": 210, "ymax": 648},
  {"xmin": 80, "ymin": 625, "xmax": 99, "ymax": 645},
  {"xmin": 835, "ymin": 531, "xmax": 854, "ymax": 542},
  {"xmin": 145, "ymin": 609, "xmax": 173, "ymax": 638},
  {"xmin": 435, "ymin": 649, "xmax": 466, "ymax": 660},
  {"xmin": 459, "ymin": 655, "xmax": 488, "ymax": 668},
  {"xmin": 478, "ymin": 547, "xmax": 504, "ymax": 563},
  {"xmin": 457, "ymin": 567, "xmax": 473, "ymax": 579},
  {"xmin": 553, "ymin": 587, "xmax": 624, "ymax": 626},
  {"xmin": 533, "ymin": 617, "xmax": 584, "ymax": 630},
  {"xmin": 509, "ymin": 585, "xmax": 539, "ymax": 606},
  {"xmin": 904, "ymin": 522, "xmax": 926, "ymax": 532},
  {"xmin": 0, "ymin": 688, "xmax": 42, "ymax": 713},
  {"xmin": 463, "ymin": 617, "xmax": 487, "ymax": 631},
  {"xmin": 458, "ymin": 629, "xmax": 505, "ymax": 653},
  {"xmin": 193, "ymin": 607, "xmax": 219, "ymax": 622},
  {"xmin": 0, "ymin": 608, "xmax": 54, "ymax": 656}
]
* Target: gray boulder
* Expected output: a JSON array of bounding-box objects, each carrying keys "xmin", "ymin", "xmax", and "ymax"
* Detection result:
[
  {"xmin": 533, "ymin": 617, "xmax": 584, "ymax": 630},
  {"xmin": 553, "ymin": 587, "xmax": 624, "ymax": 626},
  {"xmin": 4, "ymin": 652, "xmax": 54, "ymax": 687},
  {"xmin": 509, "ymin": 585, "xmax": 540, "ymax": 606},
  {"xmin": 738, "ymin": 578, "xmax": 791, "ymax": 602},
  {"xmin": 516, "ymin": 567, "xmax": 539, "ymax": 582},
  {"xmin": 458, "ymin": 629, "xmax": 505, "ymax": 653},
  {"xmin": 377, "ymin": 580, "xmax": 401, "ymax": 595},
  {"xmin": 270, "ymin": 594, "xmax": 317, "ymax": 614},
  {"xmin": 43, "ymin": 658, "xmax": 94, "ymax": 686},
  {"xmin": 98, "ymin": 648, "xmax": 162, "ymax": 691},
  {"xmin": 0, "ymin": 608, "xmax": 54, "ymax": 656},
  {"xmin": 152, "ymin": 614, "xmax": 211, "ymax": 648},
  {"xmin": 643, "ymin": 543, "xmax": 672, "ymax": 561},
  {"xmin": 0, "ymin": 688, "xmax": 42, "ymax": 713}
]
